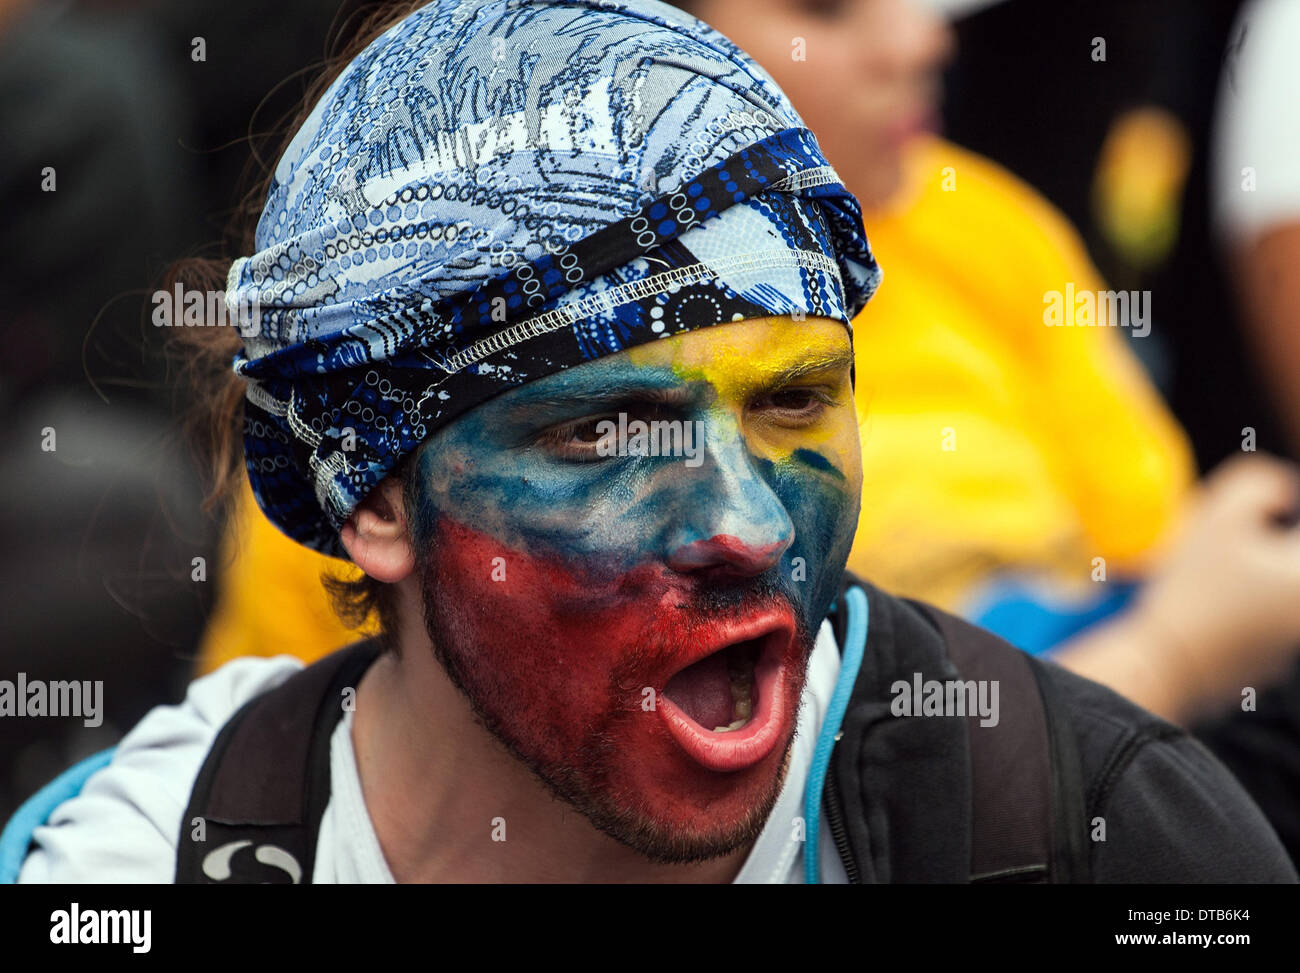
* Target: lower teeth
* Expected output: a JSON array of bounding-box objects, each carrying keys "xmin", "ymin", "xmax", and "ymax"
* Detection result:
[{"xmin": 713, "ymin": 645, "xmax": 756, "ymax": 732}]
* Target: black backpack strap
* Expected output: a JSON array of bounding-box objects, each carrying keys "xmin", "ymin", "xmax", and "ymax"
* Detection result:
[
  {"xmin": 1024, "ymin": 650, "xmax": 1093, "ymax": 883},
  {"xmin": 174, "ymin": 640, "xmax": 383, "ymax": 884},
  {"xmin": 915, "ymin": 603, "xmax": 1092, "ymax": 883}
]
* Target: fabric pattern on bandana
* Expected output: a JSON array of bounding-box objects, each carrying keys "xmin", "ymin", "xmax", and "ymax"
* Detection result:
[{"xmin": 229, "ymin": 0, "xmax": 882, "ymax": 556}]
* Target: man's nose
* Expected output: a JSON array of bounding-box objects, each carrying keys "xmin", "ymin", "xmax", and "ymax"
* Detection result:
[
  {"xmin": 663, "ymin": 422, "xmax": 795, "ymax": 579},
  {"xmin": 667, "ymin": 533, "xmax": 789, "ymax": 578}
]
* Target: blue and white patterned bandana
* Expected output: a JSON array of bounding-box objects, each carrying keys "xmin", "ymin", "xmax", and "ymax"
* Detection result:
[{"xmin": 229, "ymin": 0, "xmax": 882, "ymax": 556}]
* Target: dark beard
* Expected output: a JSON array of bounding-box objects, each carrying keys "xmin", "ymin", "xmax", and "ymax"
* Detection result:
[{"xmin": 418, "ymin": 566, "xmax": 816, "ymax": 866}]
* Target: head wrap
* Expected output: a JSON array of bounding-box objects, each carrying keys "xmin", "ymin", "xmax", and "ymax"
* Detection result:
[{"xmin": 229, "ymin": 0, "xmax": 881, "ymax": 556}]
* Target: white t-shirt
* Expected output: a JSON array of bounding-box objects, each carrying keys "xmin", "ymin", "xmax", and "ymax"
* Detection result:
[
  {"xmin": 1213, "ymin": 0, "xmax": 1300, "ymax": 243},
  {"xmin": 19, "ymin": 622, "xmax": 848, "ymax": 884}
]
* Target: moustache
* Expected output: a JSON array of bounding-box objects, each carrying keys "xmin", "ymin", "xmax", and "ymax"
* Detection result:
[{"xmin": 610, "ymin": 574, "xmax": 814, "ymax": 691}]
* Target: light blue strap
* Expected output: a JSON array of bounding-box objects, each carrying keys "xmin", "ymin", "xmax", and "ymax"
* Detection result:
[
  {"xmin": 804, "ymin": 586, "xmax": 869, "ymax": 884},
  {"xmin": 0, "ymin": 747, "xmax": 116, "ymax": 884}
]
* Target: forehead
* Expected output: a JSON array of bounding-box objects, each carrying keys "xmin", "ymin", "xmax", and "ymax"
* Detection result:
[{"xmin": 496, "ymin": 315, "xmax": 853, "ymax": 409}]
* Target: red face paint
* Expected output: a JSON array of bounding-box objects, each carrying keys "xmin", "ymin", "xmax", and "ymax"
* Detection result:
[{"xmin": 420, "ymin": 515, "xmax": 813, "ymax": 862}]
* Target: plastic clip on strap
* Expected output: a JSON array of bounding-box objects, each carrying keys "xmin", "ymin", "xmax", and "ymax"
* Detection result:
[{"xmin": 803, "ymin": 585, "xmax": 869, "ymax": 884}]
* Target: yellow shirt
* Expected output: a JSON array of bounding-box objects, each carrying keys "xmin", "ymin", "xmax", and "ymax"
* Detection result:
[
  {"xmin": 196, "ymin": 485, "xmax": 371, "ymax": 674},
  {"xmin": 848, "ymin": 137, "xmax": 1194, "ymax": 609},
  {"xmin": 196, "ymin": 137, "xmax": 1195, "ymax": 672}
]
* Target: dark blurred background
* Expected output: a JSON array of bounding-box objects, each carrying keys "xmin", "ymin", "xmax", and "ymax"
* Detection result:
[{"xmin": 0, "ymin": 0, "xmax": 389, "ymax": 819}]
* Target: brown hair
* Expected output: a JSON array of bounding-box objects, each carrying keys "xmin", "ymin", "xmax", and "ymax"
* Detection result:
[{"xmin": 166, "ymin": 0, "xmax": 428, "ymax": 641}]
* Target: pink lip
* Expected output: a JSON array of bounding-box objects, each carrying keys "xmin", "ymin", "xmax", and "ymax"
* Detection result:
[{"xmin": 655, "ymin": 610, "xmax": 797, "ymax": 773}]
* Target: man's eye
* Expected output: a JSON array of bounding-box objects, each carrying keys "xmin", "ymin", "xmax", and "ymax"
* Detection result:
[
  {"xmin": 536, "ymin": 417, "xmax": 614, "ymax": 460},
  {"xmin": 562, "ymin": 419, "xmax": 610, "ymax": 444},
  {"xmin": 754, "ymin": 387, "xmax": 836, "ymax": 426}
]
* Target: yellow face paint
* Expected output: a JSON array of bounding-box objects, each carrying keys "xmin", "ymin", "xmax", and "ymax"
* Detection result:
[{"xmin": 626, "ymin": 315, "xmax": 862, "ymax": 485}]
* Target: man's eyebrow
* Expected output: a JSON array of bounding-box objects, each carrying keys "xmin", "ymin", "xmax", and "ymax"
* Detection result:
[
  {"xmin": 506, "ymin": 384, "xmax": 693, "ymax": 418},
  {"xmin": 505, "ymin": 347, "xmax": 853, "ymax": 419},
  {"xmin": 760, "ymin": 348, "xmax": 854, "ymax": 388}
]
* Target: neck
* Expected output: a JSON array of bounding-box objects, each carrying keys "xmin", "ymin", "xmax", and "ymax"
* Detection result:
[{"xmin": 350, "ymin": 592, "xmax": 753, "ymax": 883}]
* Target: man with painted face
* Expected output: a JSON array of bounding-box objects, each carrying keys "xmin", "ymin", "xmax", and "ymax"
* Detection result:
[{"xmin": 9, "ymin": 0, "xmax": 1294, "ymax": 883}]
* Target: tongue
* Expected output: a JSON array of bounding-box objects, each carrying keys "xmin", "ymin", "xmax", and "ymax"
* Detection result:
[{"xmin": 663, "ymin": 651, "xmax": 734, "ymax": 730}]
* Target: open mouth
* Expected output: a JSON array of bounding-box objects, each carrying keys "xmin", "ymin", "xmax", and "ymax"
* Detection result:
[
  {"xmin": 662, "ymin": 637, "xmax": 762, "ymax": 733},
  {"xmin": 655, "ymin": 620, "xmax": 795, "ymax": 773}
]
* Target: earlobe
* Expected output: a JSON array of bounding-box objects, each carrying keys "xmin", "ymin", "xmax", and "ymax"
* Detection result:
[{"xmin": 338, "ymin": 479, "xmax": 416, "ymax": 583}]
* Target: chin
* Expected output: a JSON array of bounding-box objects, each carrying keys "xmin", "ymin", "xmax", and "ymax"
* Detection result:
[
  {"xmin": 462, "ymin": 628, "xmax": 811, "ymax": 865},
  {"xmin": 583, "ymin": 721, "xmax": 802, "ymax": 865}
]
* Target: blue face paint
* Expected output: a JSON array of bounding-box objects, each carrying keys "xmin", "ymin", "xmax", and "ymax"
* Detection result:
[{"xmin": 792, "ymin": 447, "xmax": 846, "ymax": 481}]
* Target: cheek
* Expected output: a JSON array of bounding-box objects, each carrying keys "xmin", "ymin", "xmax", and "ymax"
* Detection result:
[
  {"xmin": 766, "ymin": 417, "xmax": 861, "ymax": 617},
  {"xmin": 416, "ymin": 412, "xmax": 712, "ymax": 574},
  {"xmin": 751, "ymin": 460, "xmax": 855, "ymax": 621},
  {"xmin": 420, "ymin": 514, "xmax": 663, "ymax": 761}
]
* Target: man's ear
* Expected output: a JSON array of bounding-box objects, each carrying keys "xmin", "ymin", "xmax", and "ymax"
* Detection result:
[{"xmin": 339, "ymin": 478, "xmax": 416, "ymax": 583}]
